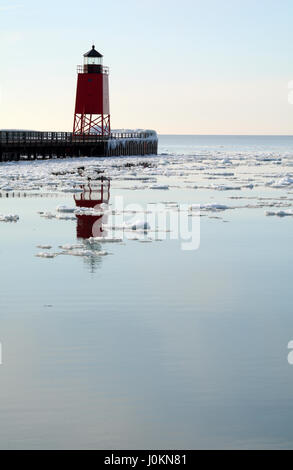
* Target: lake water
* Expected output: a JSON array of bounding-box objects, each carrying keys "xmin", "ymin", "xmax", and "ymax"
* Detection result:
[{"xmin": 0, "ymin": 135, "xmax": 293, "ymax": 449}]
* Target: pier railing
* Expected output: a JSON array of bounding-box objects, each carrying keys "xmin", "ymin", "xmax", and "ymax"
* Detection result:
[
  {"xmin": 0, "ymin": 130, "xmax": 158, "ymax": 161},
  {"xmin": 0, "ymin": 131, "xmax": 73, "ymax": 144},
  {"xmin": 0, "ymin": 130, "xmax": 155, "ymax": 145}
]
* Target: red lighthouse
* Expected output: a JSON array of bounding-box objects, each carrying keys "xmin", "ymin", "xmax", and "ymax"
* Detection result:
[{"xmin": 73, "ymin": 45, "xmax": 110, "ymax": 136}]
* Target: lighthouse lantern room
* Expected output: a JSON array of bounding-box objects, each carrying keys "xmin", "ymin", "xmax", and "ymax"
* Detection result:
[{"xmin": 73, "ymin": 45, "xmax": 110, "ymax": 136}]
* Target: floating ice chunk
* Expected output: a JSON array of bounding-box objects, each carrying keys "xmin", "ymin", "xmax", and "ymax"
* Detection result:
[
  {"xmin": 88, "ymin": 237, "xmax": 123, "ymax": 243},
  {"xmin": 57, "ymin": 205, "xmax": 75, "ymax": 213},
  {"xmin": 0, "ymin": 214, "xmax": 19, "ymax": 222},
  {"xmin": 36, "ymin": 252, "xmax": 56, "ymax": 258},
  {"xmin": 59, "ymin": 244, "xmax": 84, "ymax": 250},
  {"xmin": 193, "ymin": 204, "xmax": 230, "ymax": 211},
  {"xmin": 150, "ymin": 185, "xmax": 170, "ymax": 190},
  {"xmin": 55, "ymin": 214, "xmax": 76, "ymax": 220},
  {"xmin": 271, "ymin": 176, "xmax": 293, "ymax": 188},
  {"xmin": 40, "ymin": 212, "xmax": 56, "ymax": 219},
  {"xmin": 74, "ymin": 208, "xmax": 104, "ymax": 216},
  {"xmin": 212, "ymin": 184, "xmax": 241, "ymax": 191},
  {"xmin": 265, "ymin": 210, "xmax": 293, "ymax": 217},
  {"xmin": 130, "ymin": 220, "xmax": 151, "ymax": 231},
  {"xmin": 59, "ymin": 188, "xmax": 83, "ymax": 193},
  {"xmin": 96, "ymin": 251, "xmax": 109, "ymax": 256},
  {"xmin": 63, "ymin": 249, "xmax": 108, "ymax": 257},
  {"xmin": 37, "ymin": 245, "xmax": 52, "ymax": 250},
  {"xmin": 257, "ymin": 157, "xmax": 282, "ymax": 162},
  {"xmin": 65, "ymin": 249, "xmax": 94, "ymax": 257}
]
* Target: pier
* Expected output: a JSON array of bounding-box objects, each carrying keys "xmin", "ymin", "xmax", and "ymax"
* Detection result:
[{"xmin": 0, "ymin": 130, "xmax": 158, "ymax": 162}]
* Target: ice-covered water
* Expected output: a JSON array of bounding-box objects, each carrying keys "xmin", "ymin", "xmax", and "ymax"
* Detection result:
[{"xmin": 0, "ymin": 135, "xmax": 293, "ymax": 449}]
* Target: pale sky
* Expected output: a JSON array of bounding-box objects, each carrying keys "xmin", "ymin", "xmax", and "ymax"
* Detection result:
[{"xmin": 0, "ymin": 0, "xmax": 292, "ymax": 134}]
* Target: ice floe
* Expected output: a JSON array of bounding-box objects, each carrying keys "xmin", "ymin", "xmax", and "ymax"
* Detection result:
[
  {"xmin": 58, "ymin": 244, "xmax": 84, "ymax": 250},
  {"xmin": 56, "ymin": 214, "xmax": 76, "ymax": 220},
  {"xmin": 62, "ymin": 249, "xmax": 108, "ymax": 257},
  {"xmin": 150, "ymin": 185, "xmax": 170, "ymax": 190},
  {"xmin": 270, "ymin": 176, "xmax": 293, "ymax": 188},
  {"xmin": 265, "ymin": 210, "xmax": 293, "ymax": 217},
  {"xmin": 36, "ymin": 252, "xmax": 57, "ymax": 259},
  {"xmin": 39, "ymin": 211, "xmax": 76, "ymax": 221},
  {"xmin": 57, "ymin": 205, "xmax": 75, "ymax": 213},
  {"xmin": 40, "ymin": 212, "xmax": 56, "ymax": 219},
  {"xmin": 0, "ymin": 214, "xmax": 19, "ymax": 222},
  {"xmin": 190, "ymin": 204, "xmax": 230, "ymax": 212},
  {"xmin": 88, "ymin": 237, "xmax": 123, "ymax": 243},
  {"xmin": 129, "ymin": 220, "xmax": 151, "ymax": 230},
  {"xmin": 74, "ymin": 208, "xmax": 104, "ymax": 216},
  {"xmin": 1, "ymin": 146, "xmax": 293, "ymax": 226},
  {"xmin": 36, "ymin": 244, "xmax": 110, "ymax": 259}
]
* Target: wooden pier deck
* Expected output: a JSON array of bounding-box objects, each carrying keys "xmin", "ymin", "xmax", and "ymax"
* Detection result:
[{"xmin": 0, "ymin": 130, "xmax": 158, "ymax": 162}]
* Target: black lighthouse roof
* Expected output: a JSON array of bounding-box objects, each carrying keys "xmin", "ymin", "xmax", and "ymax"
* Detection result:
[{"xmin": 84, "ymin": 45, "xmax": 103, "ymax": 58}]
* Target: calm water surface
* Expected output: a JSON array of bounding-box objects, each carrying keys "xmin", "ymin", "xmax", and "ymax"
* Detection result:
[{"xmin": 0, "ymin": 135, "xmax": 293, "ymax": 449}]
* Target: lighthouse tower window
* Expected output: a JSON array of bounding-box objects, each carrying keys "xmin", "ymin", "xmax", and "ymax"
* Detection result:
[{"xmin": 84, "ymin": 56, "xmax": 103, "ymax": 66}]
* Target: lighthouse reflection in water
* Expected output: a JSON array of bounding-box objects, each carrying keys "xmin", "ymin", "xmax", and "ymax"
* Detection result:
[{"xmin": 74, "ymin": 178, "xmax": 110, "ymax": 239}]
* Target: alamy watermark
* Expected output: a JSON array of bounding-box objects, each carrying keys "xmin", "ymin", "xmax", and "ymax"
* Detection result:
[
  {"xmin": 288, "ymin": 341, "xmax": 293, "ymax": 365},
  {"xmin": 89, "ymin": 196, "xmax": 201, "ymax": 251}
]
